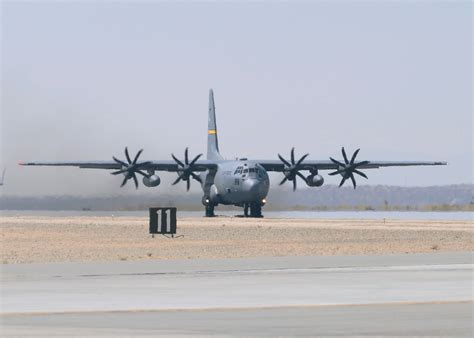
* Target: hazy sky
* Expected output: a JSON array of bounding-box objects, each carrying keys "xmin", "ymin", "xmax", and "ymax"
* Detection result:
[{"xmin": 1, "ymin": 1, "xmax": 472, "ymax": 196}]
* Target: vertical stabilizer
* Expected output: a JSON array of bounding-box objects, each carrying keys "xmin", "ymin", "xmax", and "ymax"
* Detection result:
[{"xmin": 207, "ymin": 89, "xmax": 223, "ymax": 160}]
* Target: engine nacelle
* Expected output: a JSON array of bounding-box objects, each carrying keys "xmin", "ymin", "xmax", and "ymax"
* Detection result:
[
  {"xmin": 306, "ymin": 174, "xmax": 324, "ymax": 187},
  {"xmin": 142, "ymin": 175, "xmax": 161, "ymax": 187}
]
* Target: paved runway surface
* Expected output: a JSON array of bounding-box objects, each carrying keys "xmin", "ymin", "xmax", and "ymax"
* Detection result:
[{"xmin": 1, "ymin": 252, "xmax": 473, "ymax": 336}]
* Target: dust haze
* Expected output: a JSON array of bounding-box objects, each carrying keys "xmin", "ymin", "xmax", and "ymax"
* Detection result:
[{"xmin": 1, "ymin": 2, "xmax": 471, "ymax": 197}]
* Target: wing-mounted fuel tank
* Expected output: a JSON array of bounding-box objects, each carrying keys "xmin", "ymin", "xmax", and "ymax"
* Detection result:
[
  {"xmin": 306, "ymin": 174, "xmax": 324, "ymax": 187},
  {"xmin": 143, "ymin": 175, "xmax": 161, "ymax": 187}
]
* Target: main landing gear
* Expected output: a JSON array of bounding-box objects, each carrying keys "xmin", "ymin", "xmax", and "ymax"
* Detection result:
[
  {"xmin": 202, "ymin": 196, "xmax": 216, "ymax": 217},
  {"xmin": 244, "ymin": 203, "xmax": 263, "ymax": 218},
  {"xmin": 202, "ymin": 197, "xmax": 264, "ymax": 218},
  {"xmin": 205, "ymin": 204, "xmax": 215, "ymax": 217}
]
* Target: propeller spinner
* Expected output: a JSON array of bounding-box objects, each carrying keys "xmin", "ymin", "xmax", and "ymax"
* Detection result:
[
  {"xmin": 329, "ymin": 147, "xmax": 369, "ymax": 189},
  {"xmin": 111, "ymin": 147, "xmax": 151, "ymax": 189},
  {"xmin": 171, "ymin": 147, "xmax": 203, "ymax": 191},
  {"xmin": 278, "ymin": 147, "xmax": 309, "ymax": 191}
]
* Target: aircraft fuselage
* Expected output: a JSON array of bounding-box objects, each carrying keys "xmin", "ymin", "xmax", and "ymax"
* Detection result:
[{"xmin": 201, "ymin": 160, "xmax": 270, "ymax": 207}]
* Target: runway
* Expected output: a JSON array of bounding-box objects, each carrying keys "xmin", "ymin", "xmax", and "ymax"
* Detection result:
[{"xmin": 1, "ymin": 252, "xmax": 473, "ymax": 336}]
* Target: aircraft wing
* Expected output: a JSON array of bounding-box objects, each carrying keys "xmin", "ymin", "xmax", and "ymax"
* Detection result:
[
  {"xmin": 258, "ymin": 160, "xmax": 447, "ymax": 172},
  {"xmin": 19, "ymin": 160, "xmax": 218, "ymax": 172}
]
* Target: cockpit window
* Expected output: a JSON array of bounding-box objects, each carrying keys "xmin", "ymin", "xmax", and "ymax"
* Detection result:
[{"xmin": 234, "ymin": 165, "xmax": 264, "ymax": 176}]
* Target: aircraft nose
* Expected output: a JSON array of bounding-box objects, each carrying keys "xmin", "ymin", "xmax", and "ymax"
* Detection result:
[{"xmin": 243, "ymin": 178, "xmax": 267, "ymax": 197}]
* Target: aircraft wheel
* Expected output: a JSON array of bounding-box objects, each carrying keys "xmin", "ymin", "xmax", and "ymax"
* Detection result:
[
  {"xmin": 249, "ymin": 203, "xmax": 263, "ymax": 218},
  {"xmin": 205, "ymin": 204, "xmax": 215, "ymax": 217},
  {"xmin": 244, "ymin": 203, "xmax": 249, "ymax": 217}
]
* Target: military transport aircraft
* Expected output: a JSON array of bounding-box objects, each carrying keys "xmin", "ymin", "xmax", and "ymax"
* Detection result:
[{"xmin": 21, "ymin": 90, "xmax": 446, "ymax": 217}]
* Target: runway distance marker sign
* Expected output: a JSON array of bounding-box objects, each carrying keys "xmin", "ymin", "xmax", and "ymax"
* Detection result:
[{"xmin": 149, "ymin": 207, "xmax": 177, "ymax": 236}]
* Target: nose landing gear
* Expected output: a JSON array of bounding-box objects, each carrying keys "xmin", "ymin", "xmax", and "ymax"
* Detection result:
[{"xmin": 244, "ymin": 203, "xmax": 263, "ymax": 218}]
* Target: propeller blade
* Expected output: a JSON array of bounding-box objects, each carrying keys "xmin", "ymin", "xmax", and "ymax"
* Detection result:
[
  {"xmin": 132, "ymin": 173, "xmax": 138, "ymax": 189},
  {"xmin": 125, "ymin": 147, "xmax": 132, "ymax": 164},
  {"xmin": 339, "ymin": 177, "xmax": 347, "ymax": 187},
  {"xmin": 172, "ymin": 176, "xmax": 182, "ymax": 185},
  {"xmin": 350, "ymin": 174, "xmax": 356, "ymax": 189},
  {"xmin": 132, "ymin": 149, "xmax": 143, "ymax": 164},
  {"xmin": 110, "ymin": 168, "xmax": 129, "ymax": 175},
  {"xmin": 342, "ymin": 147, "xmax": 349, "ymax": 164},
  {"xmin": 353, "ymin": 169, "xmax": 368, "ymax": 179},
  {"xmin": 190, "ymin": 172, "xmax": 202, "ymax": 183},
  {"xmin": 330, "ymin": 157, "xmax": 345, "ymax": 167},
  {"xmin": 330, "ymin": 167, "xmax": 352, "ymax": 176},
  {"xmin": 113, "ymin": 156, "xmax": 128, "ymax": 167},
  {"xmin": 189, "ymin": 153, "xmax": 203, "ymax": 166},
  {"xmin": 350, "ymin": 149, "xmax": 360, "ymax": 164},
  {"xmin": 112, "ymin": 148, "xmax": 151, "ymax": 189},
  {"xmin": 185, "ymin": 147, "xmax": 189, "ymax": 165},
  {"xmin": 295, "ymin": 153, "xmax": 309, "ymax": 167},
  {"xmin": 171, "ymin": 148, "xmax": 204, "ymax": 191},
  {"xmin": 296, "ymin": 171, "xmax": 307, "ymax": 183},
  {"xmin": 171, "ymin": 154, "xmax": 185, "ymax": 167},
  {"xmin": 278, "ymin": 154, "xmax": 291, "ymax": 167},
  {"xmin": 277, "ymin": 148, "xmax": 311, "ymax": 190},
  {"xmin": 111, "ymin": 168, "xmax": 129, "ymax": 175},
  {"xmin": 135, "ymin": 170, "xmax": 149, "ymax": 177}
]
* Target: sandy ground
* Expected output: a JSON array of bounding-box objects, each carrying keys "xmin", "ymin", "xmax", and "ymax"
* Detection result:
[{"xmin": 0, "ymin": 216, "xmax": 472, "ymax": 264}]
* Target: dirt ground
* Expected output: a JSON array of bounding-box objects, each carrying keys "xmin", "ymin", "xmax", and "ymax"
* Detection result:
[{"xmin": 0, "ymin": 216, "xmax": 472, "ymax": 264}]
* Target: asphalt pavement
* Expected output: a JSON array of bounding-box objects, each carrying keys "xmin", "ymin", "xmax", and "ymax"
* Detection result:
[{"xmin": 1, "ymin": 252, "xmax": 472, "ymax": 336}]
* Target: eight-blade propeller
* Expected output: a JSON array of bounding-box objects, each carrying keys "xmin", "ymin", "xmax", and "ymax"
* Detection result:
[
  {"xmin": 111, "ymin": 146, "xmax": 369, "ymax": 191},
  {"xmin": 171, "ymin": 147, "xmax": 203, "ymax": 191},
  {"xmin": 278, "ymin": 147, "xmax": 309, "ymax": 191},
  {"xmin": 329, "ymin": 147, "xmax": 369, "ymax": 189},
  {"xmin": 111, "ymin": 147, "xmax": 151, "ymax": 189}
]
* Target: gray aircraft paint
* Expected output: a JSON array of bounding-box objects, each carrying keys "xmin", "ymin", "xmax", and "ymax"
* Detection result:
[
  {"xmin": 20, "ymin": 90, "xmax": 446, "ymax": 217},
  {"xmin": 207, "ymin": 89, "xmax": 223, "ymax": 161},
  {"xmin": 207, "ymin": 161, "xmax": 270, "ymax": 206},
  {"xmin": 203, "ymin": 91, "xmax": 269, "ymax": 208}
]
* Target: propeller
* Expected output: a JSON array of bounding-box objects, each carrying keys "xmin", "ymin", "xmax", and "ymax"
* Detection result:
[
  {"xmin": 171, "ymin": 147, "xmax": 203, "ymax": 191},
  {"xmin": 277, "ymin": 147, "xmax": 309, "ymax": 191},
  {"xmin": 329, "ymin": 147, "xmax": 369, "ymax": 189},
  {"xmin": 111, "ymin": 147, "xmax": 151, "ymax": 189}
]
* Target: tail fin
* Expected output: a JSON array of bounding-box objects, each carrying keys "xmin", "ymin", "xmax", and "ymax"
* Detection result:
[{"xmin": 207, "ymin": 89, "xmax": 223, "ymax": 160}]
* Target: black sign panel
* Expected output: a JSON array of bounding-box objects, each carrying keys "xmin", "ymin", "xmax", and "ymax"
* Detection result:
[{"xmin": 149, "ymin": 208, "xmax": 177, "ymax": 234}]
